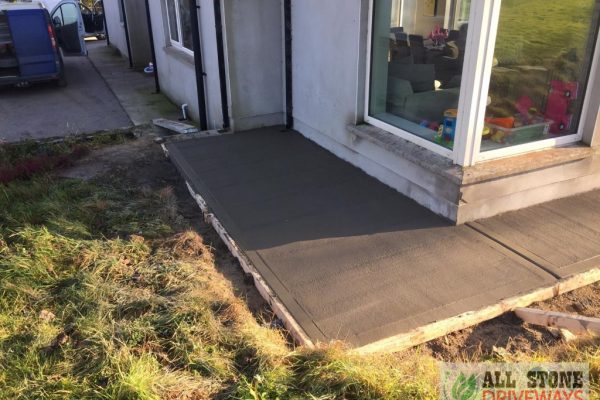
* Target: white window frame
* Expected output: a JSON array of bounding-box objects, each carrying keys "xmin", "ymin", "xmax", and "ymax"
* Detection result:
[
  {"xmin": 364, "ymin": 0, "xmax": 454, "ymax": 159},
  {"xmin": 364, "ymin": 0, "xmax": 600, "ymax": 167},
  {"xmin": 165, "ymin": 0, "xmax": 194, "ymax": 55}
]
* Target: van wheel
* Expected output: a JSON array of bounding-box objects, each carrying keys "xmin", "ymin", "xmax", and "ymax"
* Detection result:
[{"xmin": 56, "ymin": 56, "xmax": 67, "ymax": 87}]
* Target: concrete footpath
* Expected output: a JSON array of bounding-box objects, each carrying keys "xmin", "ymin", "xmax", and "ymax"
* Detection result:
[
  {"xmin": 86, "ymin": 41, "xmax": 180, "ymax": 126},
  {"xmin": 0, "ymin": 52, "xmax": 131, "ymax": 142},
  {"xmin": 165, "ymin": 127, "xmax": 600, "ymax": 352}
]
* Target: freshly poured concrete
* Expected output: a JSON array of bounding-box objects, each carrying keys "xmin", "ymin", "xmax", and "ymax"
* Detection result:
[
  {"xmin": 166, "ymin": 127, "xmax": 599, "ymax": 347},
  {"xmin": 471, "ymin": 191, "xmax": 600, "ymax": 278}
]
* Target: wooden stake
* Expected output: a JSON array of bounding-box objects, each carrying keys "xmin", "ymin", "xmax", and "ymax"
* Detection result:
[{"xmin": 515, "ymin": 307, "xmax": 600, "ymax": 336}]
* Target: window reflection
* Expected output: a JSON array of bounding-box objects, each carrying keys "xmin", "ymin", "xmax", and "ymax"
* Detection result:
[{"xmin": 482, "ymin": 0, "xmax": 600, "ymax": 151}]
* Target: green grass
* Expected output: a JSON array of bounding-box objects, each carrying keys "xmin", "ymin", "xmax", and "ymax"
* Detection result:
[
  {"xmin": 0, "ymin": 176, "xmax": 442, "ymax": 399},
  {"xmin": 0, "ymin": 148, "xmax": 599, "ymax": 399}
]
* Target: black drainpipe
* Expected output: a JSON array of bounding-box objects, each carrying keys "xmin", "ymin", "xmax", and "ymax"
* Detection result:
[
  {"xmin": 120, "ymin": 0, "xmax": 133, "ymax": 68},
  {"xmin": 213, "ymin": 0, "xmax": 230, "ymax": 130},
  {"xmin": 144, "ymin": 0, "xmax": 160, "ymax": 93},
  {"xmin": 284, "ymin": 0, "xmax": 293, "ymax": 129},
  {"xmin": 189, "ymin": 0, "xmax": 208, "ymax": 130},
  {"xmin": 99, "ymin": 0, "xmax": 110, "ymax": 45}
]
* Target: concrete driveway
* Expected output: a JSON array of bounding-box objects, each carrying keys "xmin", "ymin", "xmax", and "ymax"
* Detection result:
[{"xmin": 0, "ymin": 53, "xmax": 132, "ymax": 142}]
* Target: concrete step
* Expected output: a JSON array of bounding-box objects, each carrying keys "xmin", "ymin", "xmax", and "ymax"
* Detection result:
[{"xmin": 153, "ymin": 118, "xmax": 199, "ymax": 135}]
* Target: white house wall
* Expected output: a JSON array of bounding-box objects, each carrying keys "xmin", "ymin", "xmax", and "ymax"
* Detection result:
[
  {"xmin": 123, "ymin": 0, "xmax": 151, "ymax": 67},
  {"xmin": 102, "ymin": 0, "xmax": 150, "ymax": 67},
  {"xmin": 291, "ymin": 0, "xmax": 458, "ymax": 218},
  {"xmin": 222, "ymin": 0, "xmax": 284, "ymax": 131},
  {"xmin": 147, "ymin": 0, "xmax": 223, "ymax": 128},
  {"xmin": 103, "ymin": 0, "xmax": 128, "ymax": 59},
  {"xmin": 198, "ymin": 0, "xmax": 224, "ymax": 129}
]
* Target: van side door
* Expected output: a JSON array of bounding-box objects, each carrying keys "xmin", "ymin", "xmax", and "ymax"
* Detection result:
[
  {"xmin": 5, "ymin": 9, "xmax": 58, "ymax": 77},
  {"xmin": 52, "ymin": 2, "xmax": 86, "ymax": 55}
]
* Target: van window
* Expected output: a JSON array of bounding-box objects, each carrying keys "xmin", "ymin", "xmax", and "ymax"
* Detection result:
[
  {"xmin": 53, "ymin": 3, "xmax": 83, "ymax": 54},
  {"xmin": 53, "ymin": 3, "xmax": 79, "ymax": 26},
  {"xmin": 59, "ymin": 3, "xmax": 79, "ymax": 26}
]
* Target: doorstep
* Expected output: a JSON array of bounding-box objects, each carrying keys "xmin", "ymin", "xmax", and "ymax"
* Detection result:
[{"xmin": 347, "ymin": 124, "xmax": 600, "ymax": 223}]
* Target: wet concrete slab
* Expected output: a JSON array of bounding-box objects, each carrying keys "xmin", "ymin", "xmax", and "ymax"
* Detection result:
[
  {"xmin": 165, "ymin": 127, "xmax": 597, "ymax": 347},
  {"xmin": 470, "ymin": 191, "xmax": 600, "ymax": 279}
]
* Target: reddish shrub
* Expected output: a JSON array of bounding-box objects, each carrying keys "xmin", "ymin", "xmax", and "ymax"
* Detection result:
[{"xmin": 0, "ymin": 145, "xmax": 90, "ymax": 184}]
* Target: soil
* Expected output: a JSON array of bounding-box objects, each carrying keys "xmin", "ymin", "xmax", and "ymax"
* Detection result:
[
  {"xmin": 58, "ymin": 134, "xmax": 271, "ymax": 323},
  {"xmin": 59, "ymin": 132, "xmax": 600, "ymax": 358},
  {"xmin": 425, "ymin": 282, "xmax": 600, "ymax": 360}
]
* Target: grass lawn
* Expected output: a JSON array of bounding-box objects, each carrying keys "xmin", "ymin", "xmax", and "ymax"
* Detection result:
[{"xmin": 0, "ymin": 137, "xmax": 599, "ymax": 399}]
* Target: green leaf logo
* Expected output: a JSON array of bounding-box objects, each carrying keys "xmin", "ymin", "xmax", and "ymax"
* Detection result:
[{"xmin": 451, "ymin": 373, "xmax": 477, "ymax": 400}]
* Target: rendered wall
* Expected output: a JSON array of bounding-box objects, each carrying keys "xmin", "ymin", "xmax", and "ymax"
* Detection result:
[
  {"xmin": 291, "ymin": 0, "xmax": 462, "ymax": 218},
  {"xmin": 102, "ymin": 0, "xmax": 150, "ymax": 67},
  {"xmin": 123, "ymin": 0, "xmax": 151, "ymax": 68},
  {"xmin": 222, "ymin": 0, "xmax": 284, "ymax": 131},
  {"xmin": 103, "ymin": 0, "xmax": 128, "ymax": 58},
  {"xmin": 147, "ymin": 0, "xmax": 224, "ymax": 128}
]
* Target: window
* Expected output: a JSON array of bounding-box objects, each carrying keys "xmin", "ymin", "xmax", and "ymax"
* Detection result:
[
  {"xmin": 453, "ymin": 0, "xmax": 470, "ymax": 28},
  {"xmin": 367, "ymin": 0, "xmax": 471, "ymax": 154},
  {"xmin": 366, "ymin": 0, "xmax": 600, "ymax": 165},
  {"xmin": 165, "ymin": 0, "xmax": 194, "ymax": 53},
  {"xmin": 480, "ymin": 0, "xmax": 600, "ymax": 153},
  {"xmin": 390, "ymin": 0, "xmax": 402, "ymax": 27},
  {"xmin": 53, "ymin": 3, "xmax": 79, "ymax": 27}
]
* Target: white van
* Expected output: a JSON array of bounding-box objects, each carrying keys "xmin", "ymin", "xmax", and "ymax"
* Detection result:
[{"xmin": 41, "ymin": 0, "xmax": 87, "ymax": 56}]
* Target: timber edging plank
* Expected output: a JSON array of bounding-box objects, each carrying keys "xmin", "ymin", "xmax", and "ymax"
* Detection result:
[
  {"xmin": 515, "ymin": 307, "xmax": 600, "ymax": 336},
  {"xmin": 185, "ymin": 181, "xmax": 316, "ymax": 348}
]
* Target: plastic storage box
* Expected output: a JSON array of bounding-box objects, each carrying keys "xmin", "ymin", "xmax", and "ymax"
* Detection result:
[{"xmin": 485, "ymin": 119, "xmax": 552, "ymax": 145}]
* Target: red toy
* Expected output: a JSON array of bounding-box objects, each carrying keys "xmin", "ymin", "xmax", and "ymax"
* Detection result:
[{"xmin": 544, "ymin": 80, "xmax": 579, "ymax": 134}]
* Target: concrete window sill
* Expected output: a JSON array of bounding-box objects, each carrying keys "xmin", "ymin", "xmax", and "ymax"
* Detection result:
[
  {"xmin": 163, "ymin": 46, "xmax": 194, "ymax": 66},
  {"xmin": 463, "ymin": 144, "xmax": 595, "ymax": 185},
  {"xmin": 348, "ymin": 123, "xmax": 596, "ymax": 186},
  {"xmin": 347, "ymin": 123, "xmax": 463, "ymax": 184}
]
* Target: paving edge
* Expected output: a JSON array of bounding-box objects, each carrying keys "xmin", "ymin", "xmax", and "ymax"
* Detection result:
[
  {"xmin": 161, "ymin": 144, "xmax": 315, "ymax": 349},
  {"xmin": 353, "ymin": 267, "xmax": 600, "ymax": 354},
  {"xmin": 2, "ymin": 125, "xmax": 142, "ymax": 146}
]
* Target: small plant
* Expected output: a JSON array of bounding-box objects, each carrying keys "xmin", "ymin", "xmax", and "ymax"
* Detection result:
[{"xmin": 0, "ymin": 130, "xmax": 132, "ymax": 184}]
